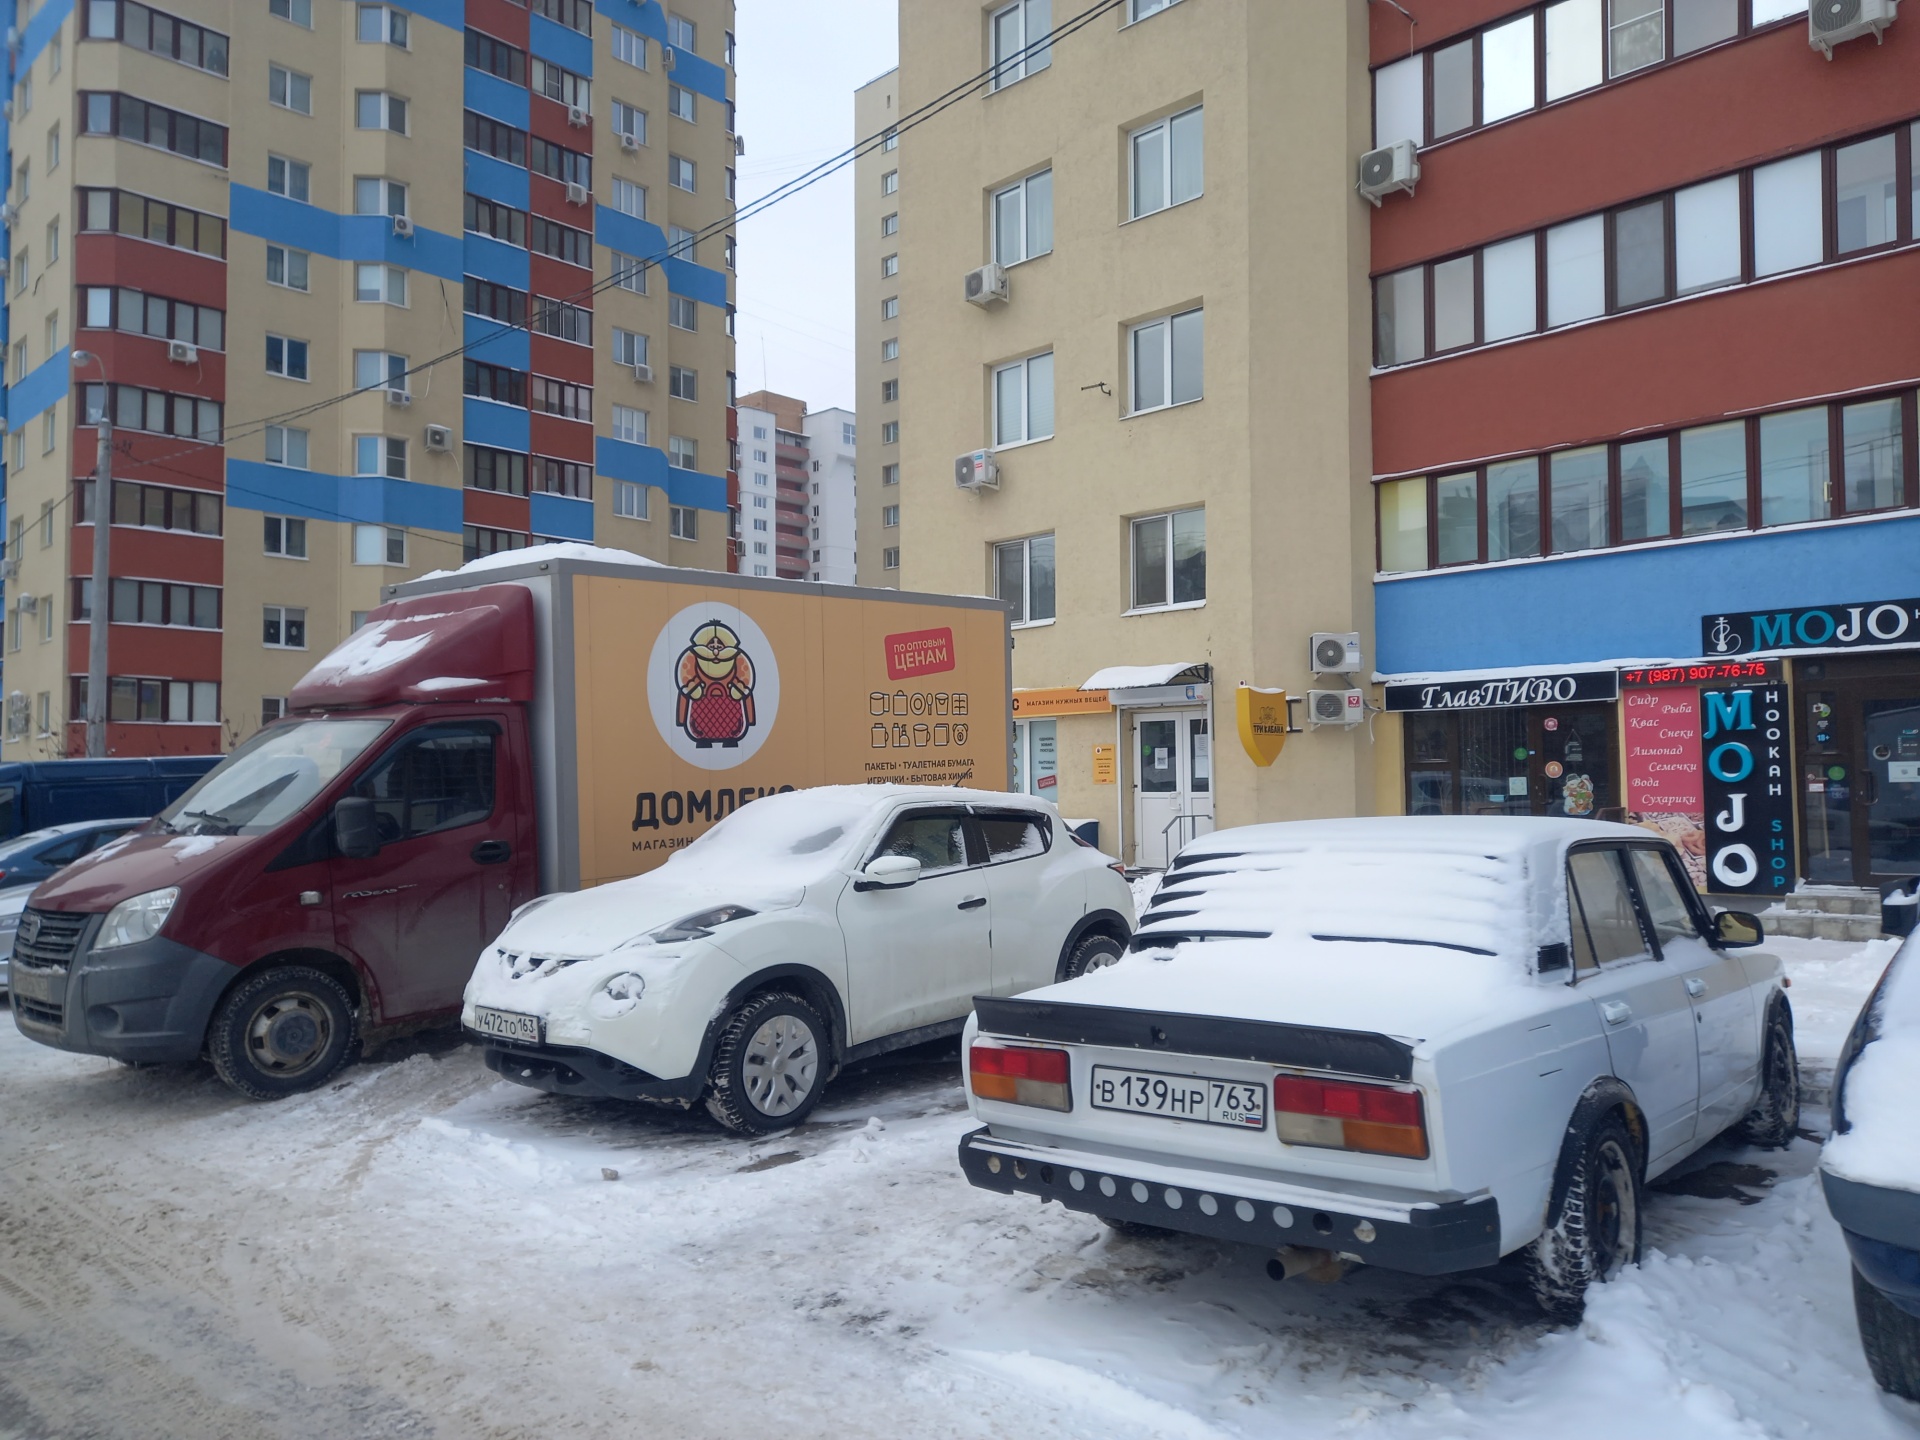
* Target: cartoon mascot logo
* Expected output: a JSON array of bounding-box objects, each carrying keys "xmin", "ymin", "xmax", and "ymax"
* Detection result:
[{"xmin": 675, "ymin": 619, "xmax": 756, "ymax": 749}]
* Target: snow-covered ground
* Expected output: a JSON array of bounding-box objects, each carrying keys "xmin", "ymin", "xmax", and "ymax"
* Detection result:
[{"xmin": 1, "ymin": 932, "xmax": 1913, "ymax": 1440}]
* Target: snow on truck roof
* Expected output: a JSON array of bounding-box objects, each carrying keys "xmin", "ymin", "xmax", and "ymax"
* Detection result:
[{"xmin": 416, "ymin": 541, "xmax": 667, "ymax": 582}]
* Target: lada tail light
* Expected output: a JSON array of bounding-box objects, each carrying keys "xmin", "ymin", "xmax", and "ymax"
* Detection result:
[
  {"xmin": 969, "ymin": 1043, "xmax": 1072, "ymax": 1112},
  {"xmin": 1274, "ymin": 1075, "xmax": 1428, "ymax": 1160}
]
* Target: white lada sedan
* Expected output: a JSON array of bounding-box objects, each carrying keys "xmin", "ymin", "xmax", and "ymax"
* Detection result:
[
  {"xmin": 463, "ymin": 785, "xmax": 1133, "ymax": 1134},
  {"xmin": 958, "ymin": 817, "xmax": 1798, "ymax": 1318}
]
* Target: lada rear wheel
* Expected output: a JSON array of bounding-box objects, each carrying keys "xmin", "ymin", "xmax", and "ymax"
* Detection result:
[
  {"xmin": 704, "ymin": 992, "xmax": 829, "ymax": 1135},
  {"xmin": 1736, "ymin": 1009, "xmax": 1800, "ymax": 1149},
  {"xmin": 1525, "ymin": 1110, "xmax": 1643, "ymax": 1322},
  {"xmin": 208, "ymin": 966, "xmax": 360, "ymax": 1101},
  {"xmin": 1853, "ymin": 1265, "xmax": 1920, "ymax": 1401}
]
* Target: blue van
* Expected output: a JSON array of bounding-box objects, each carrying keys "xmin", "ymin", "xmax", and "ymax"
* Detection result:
[{"xmin": 0, "ymin": 758, "xmax": 220, "ymax": 840}]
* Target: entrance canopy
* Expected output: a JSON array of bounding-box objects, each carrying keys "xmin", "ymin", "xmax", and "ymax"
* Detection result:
[{"xmin": 1080, "ymin": 662, "xmax": 1210, "ymax": 692}]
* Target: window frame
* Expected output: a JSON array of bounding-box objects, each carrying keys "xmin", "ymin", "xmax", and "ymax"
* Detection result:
[
  {"xmin": 993, "ymin": 532, "xmax": 1056, "ymax": 626},
  {"xmin": 991, "ymin": 166, "xmax": 1054, "ymax": 266},
  {"xmin": 1127, "ymin": 104, "xmax": 1203, "ymax": 221},
  {"xmin": 992, "ymin": 350, "xmax": 1055, "ymax": 448},
  {"xmin": 1128, "ymin": 507, "xmax": 1206, "ymax": 613},
  {"xmin": 989, "ymin": 0, "xmax": 1052, "ymax": 91},
  {"xmin": 1127, "ymin": 307, "xmax": 1204, "ymax": 416}
]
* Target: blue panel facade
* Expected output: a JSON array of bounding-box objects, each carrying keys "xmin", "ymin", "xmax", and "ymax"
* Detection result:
[
  {"xmin": 7, "ymin": 352, "xmax": 69, "ymax": 430},
  {"xmin": 464, "ymin": 398, "xmax": 531, "ymax": 453},
  {"xmin": 389, "ymin": 0, "xmax": 464, "ymax": 29},
  {"xmin": 529, "ymin": 14, "xmax": 594, "ymax": 74},
  {"xmin": 464, "ymin": 68, "xmax": 531, "ymax": 129},
  {"xmin": 462, "ymin": 233, "xmax": 531, "ymax": 289},
  {"xmin": 226, "ymin": 461, "xmax": 465, "ymax": 534},
  {"xmin": 463, "ymin": 151, "xmax": 531, "ymax": 209},
  {"xmin": 593, "ymin": 0, "xmax": 729, "ymax": 102},
  {"xmin": 530, "ymin": 492, "xmax": 595, "ymax": 540},
  {"xmin": 229, "ymin": 186, "xmax": 463, "ymax": 280},
  {"xmin": 463, "ymin": 315, "xmax": 531, "ymax": 370}
]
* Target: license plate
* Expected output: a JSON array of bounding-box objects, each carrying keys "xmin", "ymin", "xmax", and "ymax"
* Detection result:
[
  {"xmin": 472, "ymin": 1006, "xmax": 542, "ymax": 1044},
  {"xmin": 1090, "ymin": 1065, "xmax": 1267, "ymax": 1129}
]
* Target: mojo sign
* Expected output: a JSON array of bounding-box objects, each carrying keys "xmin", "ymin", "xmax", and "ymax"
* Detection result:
[
  {"xmin": 1704, "ymin": 598, "xmax": 1920, "ymax": 655},
  {"xmin": 1699, "ymin": 684, "xmax": 1794, "ymax": 895}
]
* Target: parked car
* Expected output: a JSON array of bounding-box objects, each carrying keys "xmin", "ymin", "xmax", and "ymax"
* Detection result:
[
  {"xmin": 464, "ymin": 785, "xmax": 1134, "ymax": 1134},
  {"xmin": 958, "ymin": 817, "xmax": 1798, "ymax": 1319},
  {"xmin": 0, "ymin": 820, "xmax": 144, "ymax": 993},
  {"xmin": 1821, "ymin": 932, "xmax": 1920, "ymax": 1401}
]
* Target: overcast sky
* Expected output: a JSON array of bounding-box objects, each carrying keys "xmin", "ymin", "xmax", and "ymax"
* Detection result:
[{"xmin": 731, "ymin": 0, "xmax": 899, "ymax": 415}]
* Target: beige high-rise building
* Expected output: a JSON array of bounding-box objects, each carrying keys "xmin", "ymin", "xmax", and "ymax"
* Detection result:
[
  {"xmin": 852, "ymin": 66, "xmax": 899, "ymax": 588},
  {"xmin": 884, "ymin": 0, "xmax": 1379, "ymax": 866}
]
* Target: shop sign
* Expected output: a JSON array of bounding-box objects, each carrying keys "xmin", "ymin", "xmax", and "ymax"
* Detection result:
[
  {"xmin": 1623, "ymin": 687, "xmax": 1706, "ymax": 889},
  {"xmin": 1235, "ymin": 686, "xmax": 1289, "ymax": 767},
  {"xmin": 1382, "ymin": 670, "xmax": 1618, "ymax": 713},
  {"xmin": 1012, "ymin": 687, "xmax": 1112, "ymax": 717},
  {"xmin": 1091, "ymin": 743, "xmax": 1117, "ymax": 785},
  {"xmin": 1702, "ymin": 599, "xmax": 1920, "ymax": 656},
  {"xmin": 1699, "ymin": 684, "xmax": 1795, "ymax": 896},
  {"xmin": 1620, "ymin": 661, "xmax": 1780, "ymax": 686}
]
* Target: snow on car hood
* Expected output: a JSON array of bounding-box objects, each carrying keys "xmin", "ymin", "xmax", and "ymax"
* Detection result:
[{"xmin": 1822, "ymin": 932, "xmax": 1920, "ymax": 1194}]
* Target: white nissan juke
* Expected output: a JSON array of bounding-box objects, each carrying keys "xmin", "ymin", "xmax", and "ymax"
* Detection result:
[{"xmin": 462, "ymin": 785, "xmax": 1135, "ymax": 1133}]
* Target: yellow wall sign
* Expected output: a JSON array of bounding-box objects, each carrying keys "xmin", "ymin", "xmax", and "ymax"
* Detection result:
[
  {"xmin": 1091, "ymin": 743, "xmax": 1117, "ymax": 784},
  {"xmin": 1013, "ymin": 687, "xmax": 1113, "ymax": 717},
  {"xmin": 1236, "ymin": 685, "xmax": 1289, "ymax": 767}
]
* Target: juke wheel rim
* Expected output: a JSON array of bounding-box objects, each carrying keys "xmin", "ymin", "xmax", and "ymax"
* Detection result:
[
  {"xmin": 245, "ymin": 991, "xmax": 334, "ymax": 1076},
  {"xmin": 1590, "ymin": 1137, "xmax": 1636, "ymax": 1280},
  {"xmin": 743, "ymin": 1014, "xmax": 819, "ymax": 1116}
]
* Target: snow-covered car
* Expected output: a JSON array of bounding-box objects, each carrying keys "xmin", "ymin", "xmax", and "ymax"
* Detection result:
[
  {"xmin": 463, "ymin": 785, "xmax": 1134, "ymax": 1134},
  {"xmin": 1821, "ymin": 931, "xmax": 1920, "ymax": 1401},
  {"xmin": 0, "ymin": 819, "xmax": 144, "ymax": 993},
  {"xmin": 959, "ymin": 817, "xmax": 1799, "ymax": 1318}
]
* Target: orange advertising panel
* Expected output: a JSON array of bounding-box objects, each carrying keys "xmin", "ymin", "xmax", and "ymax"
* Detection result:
[{"xmin": 572, "ymin": 574, "xmax": 1011, "ymax": 887}]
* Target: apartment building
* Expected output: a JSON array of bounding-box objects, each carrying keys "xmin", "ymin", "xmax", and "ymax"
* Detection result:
[
  {"xmin": 852, "ymin": 66, "xmax": 898, "ymax": 588},
  {"xmin": 0, "ymin": 0, "xmax": 736, "ymax": 758},
  {"xmin": 802, "ymin": 402, "xmax": 855, "ymax": 584},
  {"xmin": 889, "ymin": 0, "xmax": 1377, "ymax": 866},
  {"xmin": 733, "ymin": 387, "xmax": 854, "ymax": 582},
  {"xmin": 1365, "ymin": 0, "xmax": 1919, "ymax": 899}
]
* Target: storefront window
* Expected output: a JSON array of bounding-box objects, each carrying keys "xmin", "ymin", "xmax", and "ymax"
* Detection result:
[
  {"xmin": 1403, "ymin": 705, "xmax": 1617, "ymax": 819},
  {"xmin": 1014, "ymin": 718, "xmax": 1058, "ymax": 798}
]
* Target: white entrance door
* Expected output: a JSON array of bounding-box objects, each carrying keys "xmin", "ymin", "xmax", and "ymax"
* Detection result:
[{"xmin": 1132, "ymin": 711, "xmax": 1214, "ymax": 869}]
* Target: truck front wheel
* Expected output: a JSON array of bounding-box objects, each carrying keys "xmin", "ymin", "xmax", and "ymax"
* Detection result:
[{"xmin": 208, "ymin": 966, "xmax": 360, "ymax": 1101}]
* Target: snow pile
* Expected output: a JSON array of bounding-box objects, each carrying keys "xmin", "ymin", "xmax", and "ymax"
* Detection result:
[
  {"xmin": 419, "ymin": 541, "xmax": 666, "ymax": 582},
  {"xmin": 1821, "ymin": 932, "xmax": 1920, "ymax": 1192},
  {"xmin": 162, "ymin": 836, "xmax": 224, "ymax": 862},
  {"xmin": 296, "ymin": 613, "xmax": 441, "ymax": 688}
]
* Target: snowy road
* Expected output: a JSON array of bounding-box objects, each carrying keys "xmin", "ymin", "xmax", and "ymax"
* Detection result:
[{"xmin": 2, "ymin": 936, "xmax": 1915, "ymax": 1440}]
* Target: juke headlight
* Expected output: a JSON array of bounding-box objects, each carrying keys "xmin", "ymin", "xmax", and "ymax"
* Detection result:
[{"xmin": 647, "ymin": 904, "xmax": 755, "ymax": 944}]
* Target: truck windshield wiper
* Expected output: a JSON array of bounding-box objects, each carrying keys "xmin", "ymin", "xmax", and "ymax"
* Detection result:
[{"xmin": 176, "ymin": 810, "xmax": 240, "ymax": 835}]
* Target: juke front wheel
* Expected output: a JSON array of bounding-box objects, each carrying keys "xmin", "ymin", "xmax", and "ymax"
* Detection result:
[{"xmin": 704, "ymin": 992, "xmax": 829, "ymax": 1135}]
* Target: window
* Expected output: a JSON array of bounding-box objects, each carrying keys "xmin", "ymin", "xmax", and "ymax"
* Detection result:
[
  {"xmin": 269, "ymin": 64, "xmax": 312, "ymax": 114},
  {"xmin": 356, "ymin": 91, "xmax": 409, "ymax": 135},
  {"xmin": 611, "ymin": 251, "xmax": 648, "ymax": 293},
  {"xmin": 358, "ymin": 5, "xmax": 410, "ymax": 46},
  {"xmin": 1680, "ymin": 420, "xmax": 1747, "ymax": 534},
  {"xmin": 995, "ymin": 534, "xmax": 1055, "ymax": 624},
  {"xmin": 270, "ymin": 0, "xmax": 312, "ymax": 25},
  {"xmin": 530, "ymin": 137, "xmax": 590, "ymax": 187},
  {"xmin": 463, "ymin": 360, "xmax": 526, "ymax": 406},
  {"xmin": 1130, "ymin": 0, "xmax": 1186, "ymax": 18},
  {"xmin": 611, "ymin": 404, "xmax": 648, "ymax": 444},
  {"xmin": 1432, "ymin": 254, "xmax": 1475, "ymax": 351},
  {"xmin": 994, "ymin": 352, "xmax": 1055, "ymax": 446},
  {"xmin": 843, "ymin": 422, "xmax": 858, "ymax": 446},
  {"xmin": 41, "ymin": 409, "xmax": 55, "ymax": 454},
  {"xmin": 882, "ymin": 506, "xmax": 901, "ymax": 528},
  {"xmin": 465, "ymin": 446, "xmax": 527, "ymax": 495},
  {"xmin": 1129, "ymin": 308, "xmax": 1203, "ymax": 413},
  {"xmin": 1131, "ymin": 508, "xmax": 1204, "ymax": 610},
  {"xmin": 353, "ymin": 525, "xmax": 407, "ymax": 566},
  {"xmin": 86, "ymin": 3, "xmax": 230, "ymax": 75},
  {"xmin": 263, "ymin": 605, "xmax": 307, "ymax": 649},
  {"xmin": 1675, "ymin": 174, "xmax": 1741, "ymax": 293},
  {"xmin": 990, "ymin": 0, "xmax": 1052, "ymax": 89},
  {"xmin": 357, "ymin": 177, "xmax": 409, "ymax": 218},
  {"xmin": 267, "ymin": 155, "xmax": 310, "ymax": 202},
  {"xmin": 265, "ymin": 334, "xmax": 309, "ymax": 381},
  {"xmin": 881, "ymin": 212, "xmax": 899, "ymax": 237},
  {"xmin": 669, "ymin": 506, "xmax": 698, "ymax": 539},
  {"xmin": 1844, "ymin": 397, "xmax": 1905, "ymax": 513},
  {"xmin": 669, "ymin": 84, "xmax": 695, "ymax": 122},
  {"xmin": 612, "ymin": 100, "xmax": 646, "ymax": 145},
  {"xmin": 355, "ymin": 263, "xmax": 408, "ymax": 306},
  {"xmin": 531, "ymin": 216, "xmax": 592, "ymax": 266},
  {"xmin": 530, "ymin": 377, "xmax": 589, "ymax": 420},
  {"xmin": 80, "ymin": 92, "xmax": 228, "ymax": 165},
  {"xmin": 464, "ymin": 112, "xmax": 527, "ymax": 166},
  {"xmin": 993, "ymin": 168, "xmax": 1053, "ymax": 264},
  {"xmin": 464, "ymin": 277, "xmax": 528, "ymax": 326},
  {"xmin": 881, "ymin": 253, "xmax": 899, "ymax": 278},
  {"xmin": 881, "ymin": 379, "xmax": 900, "ymax": 404},
  {"xmin": 1488, "ymin": 458, "xmax": 1542, "ymax": 560},
  {"xmin": 670, "ymin": 295, "xmax": 698, "ymax": 331},
  {"xmin": 38, "ymin": 503, "xmax": 54, "ymax": 549},
  {"xmin": 613, "ymin": 23, "xmax": 647, "ymax": 68},
  {"xmin": 1374, "ymin": 267, "xmax": 1425, "ymax": 366},
  {"xmin": 667, "ymin": 12, "xmax": 696, "ymax": 50},
  {"xmin": 1619, "ymin": 437, "xmax": 1673, "ymax": 542},
  {"xmin": 100, "ymin": 578, "xmax": 221, "ymax": 630},
  {"xmin": 78, "ymin": 478, "xmax": 222, "ymax": 534},
  {"xmin": 264, "ymin": 425, "xmax": 308, "ymax": 468},
  {"xmin": 533, "ymin": 298, "xmax": 592, "ymax": 344},
  {"xmin": 612, "ymin": 328, "xmax": 648, "ymax": 370},
  {"xmin": 881, "ymin": 169, "xmax": 899, "ymax": 196},
  {"xmin": 669, "ymin": 436, "xmax": 698, "ymax": 470},
  {"xmin": 1567, "ymin": 848, "xmax": 1648, "ymax": 971},
  {"xmin": 669, "ymin": 155, "xmax": 696, "ymax": 191},
  {"xmin": 1550, "ymin": 446, "xmax": 1609, "ymax": 553},
  {"xmin": 883, "ymin": 548, "xmax": 900, "ymax": 570},
  {"xmin": 881, "ymin": 126, "xmax": 898, "ymax": 153},
  {"xmin": 1753, "ymin": 150, "xmax": 1822, "ymax": 276},
  {"xmin": 464, "ymin": 193, "xmax": 526, "ymax": 246},
  {"xmin": 1130, "ymin": 106, "xmax": 1203, "ymax": 219},
  {"xmin": 46, "ymin": 124, "xmax": 59, "ymax": 171},
  {"xmin": 669, "ymin": 365, "xmax": 698, "ymax": 400},
  {"xmin": 616, "ymin": 481, "xmax": 648, "ymax": 518},
  {"xmin": 1611, "ymin": 197, "xmax": 1668, "ymax": 310},
  {"xmin": 354, "ymin": 435, "xmax": 408, "ymax": 479},
  {"xmin": 882, "ymin": 463, "xmax": 900, "ymax": 486},
  {"xmin": 1835, "ymin": 132, "xmax": 1898, "ymax": 256},
  {"xmin": 533, "ymin": 0, "xmax": 593, "ymax": 33},
  {"xmin": 1759, "ymin": 407, "xmax": 1830, "ymax": 527},
  {"xmin": 881, "ymin": 421, "xmax": 900, "ymax": 444},
  {"xmin": 609, "ymin": 178, "xmax": 647, "ymax": 221},
  {"xmin": 464, "ymin": 526, "xmax": 529, "ymax": 563},
  {"xmin": 262, "ymin": 697, "xmax": 288, "ymax": 726},
  {"xmin": 1547, "ymin": 215, "xmax": 1606, "ymax": 325},
  {"xmin": 355, "ymin": 350, "xmax": 410, "ymax": 394},
  {"xmin": 265, "ymin": 244, "xmax": 310, "ymax": 292},
  {"xmin": 531, "ymin": 57, "xmax": 590, "ymax": 110},
  {"xmin": 882, "ymin": 338, "xmax": 900, "ymax": 361},
  {"xmin": 352, "ymin": 721, "xmax": 500, "ymax": 841},
  {"xmin": 880, "ymin": 296, "xmax": 900, "ymax": 322},
  {"xmin": 465, "ymin": 30, "xmax": 526, "ymax": 83},
  {"xmin": 1482, "ymin": 233, "xmax": 1537, "ymax": 340}
]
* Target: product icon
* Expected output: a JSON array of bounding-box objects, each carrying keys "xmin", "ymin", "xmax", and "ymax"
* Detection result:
[{"xmin": 675, "ymin": 621, "xmax": 757, "ymax": 749}]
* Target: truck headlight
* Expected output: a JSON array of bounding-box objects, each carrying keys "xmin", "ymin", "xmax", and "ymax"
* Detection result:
[
  {"xmin": 95, "ymin": 887, "xmax": 180, "ymax": 951},
  {"xmin": 587, "ymin": 972, "xmax": 646, "ymax": 1019},
  {"xmin": 647, "ymin": 905, "xmax": 754, "ymax": 943}
]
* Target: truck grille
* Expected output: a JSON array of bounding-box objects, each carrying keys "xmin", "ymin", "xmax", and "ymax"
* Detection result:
[{"xmin": 12, "ymin": 908, "xmax": 91, "ymax": 972}]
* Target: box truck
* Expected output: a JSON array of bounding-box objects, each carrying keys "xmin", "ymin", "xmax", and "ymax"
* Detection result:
[{"xmin": 8, "ymin": 549, "xmax": 1011, "ymax": 1097}]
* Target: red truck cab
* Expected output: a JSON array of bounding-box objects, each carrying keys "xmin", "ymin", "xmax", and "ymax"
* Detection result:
[{"xmin": 7, "ymin": 586, "xmax": 539, "ymax": 1097}]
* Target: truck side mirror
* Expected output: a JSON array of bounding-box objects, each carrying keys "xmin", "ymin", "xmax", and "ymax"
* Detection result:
[
  {"xmin": 334, "ymin": 797, "xmax": 381, "ymax": 860},
  {"xmin": 854, "ymin": 855, "xmax": 921, "ymax": 891},
  {"xmin": 1713, "ymin": 910, "xmax": 1765, "ymax": 948}
]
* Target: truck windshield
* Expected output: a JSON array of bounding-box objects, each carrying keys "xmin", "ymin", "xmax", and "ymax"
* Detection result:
[{"xmin": 159, "ymin": 719, "xmax": 392, "ymax": 837}]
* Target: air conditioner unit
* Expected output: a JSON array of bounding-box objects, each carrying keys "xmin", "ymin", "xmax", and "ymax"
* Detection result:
[
  {"xmin": 16, "ymin": 593, "xmax": 35, "ymax": 614},
  {"xmin": 385, "ymin": 388, "xmax": 412, "ymax": 408},
  {"xmin": 1810, "ymin": 0, "xmax": 1897, "ymax": 54},
  {"xmin": 1308, "ymin": 689, "xmax": 1365, "ymax": 728},
  {"xmin": 1356, "ymin": 140, "xmax": 1420, "ymax": 207},
  {"xmin": 631, "ymin": 361, "xmax": 653, "ymax": 383},
  {"xmin": 0, "ymin": 557, "xmax": 18, "ymax": 582},
  {"xmin": 166, "ymin": 340, "xmax": 199, "ymax": 365},
  {"xmin": 1310, "ymin": 631, "xmax": 1363, "ymax": 674},
  {"xmin": 391, "ymin": 214, "xmax": 415, "ymax": 238},
  {"xmin": 565, "ymin": 181, "xmax": 589, "ymax": 206},
  {"xmin": 963, "ymin": 262, "xmax": 1010, "ymax": 307},
  {"xmin": 620, "ymin": 132, "xmax": 640, "ymax": 153},
  {"xmin": 954, "ymin": 450, "xmax": 1000, "ymax": 491},
  {"xmin": 662, "ymin": 46, "xmax": 677, "ymax": 70},
  {"xmin": 733, "ymin": 135, "xmax": 745, "ymax": 157},
  {"xmin": 423, "ymin": 423, "xmax": 452, "ymax": 453},
  {"xmin": 567, "ymin": 106, "xmax": 589, "ymax": 128},
  {"xmin": 1, "ymin": 205, "xmax": 19, "ymax": 228}
]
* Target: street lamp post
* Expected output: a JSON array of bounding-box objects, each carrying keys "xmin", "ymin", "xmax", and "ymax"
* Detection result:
[{"xmin": 71, "ymin": 350, "xmax": 111, "ymax": 759}]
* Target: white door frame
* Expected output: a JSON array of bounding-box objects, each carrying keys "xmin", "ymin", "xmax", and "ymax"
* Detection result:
[{"xmin": 1131, "ymin": 709, "xmax": 1214, "ymax": 868}]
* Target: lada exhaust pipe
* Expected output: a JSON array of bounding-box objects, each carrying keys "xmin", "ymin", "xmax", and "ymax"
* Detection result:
[{"xmin": 1266, "ymin": 1246, "xmax": 1350, "ymax": 1284}]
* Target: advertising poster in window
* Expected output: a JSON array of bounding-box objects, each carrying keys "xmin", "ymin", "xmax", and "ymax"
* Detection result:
[
  {"xmin": 1623, "ymin": 684, "xmax": 1706, "ymax": 889},
  {"xmin": 1698, "ymin": 683, "xmax": 1796, "ymax": 897}
]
